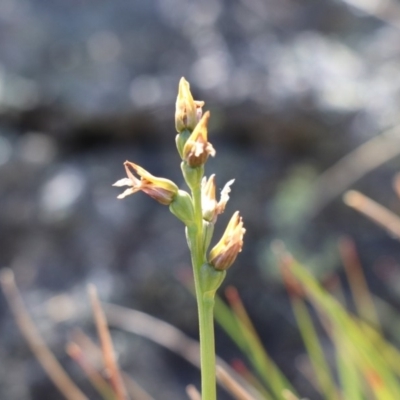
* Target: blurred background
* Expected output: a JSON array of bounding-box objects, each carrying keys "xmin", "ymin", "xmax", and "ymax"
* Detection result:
[{"xmin": 2, "ymin": 0, "xmax": 400, "ymax": 399}]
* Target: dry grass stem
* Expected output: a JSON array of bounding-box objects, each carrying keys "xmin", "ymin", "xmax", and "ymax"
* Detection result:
[
  {"xmin": 0, "ymin": 269, "xmax": 88, "ymax": 400},
  {"xmin": 186, "ymin": 384, "xmax": 202, "ymax": 400},
  {"xmin": 104, "ymin": 303, "xmax": 264, "ymax": 399},
  {"xmin": 105, "ymin": 303, "xmax": 201, "ymax": 366},
  {"xmin": 228, "ymin": 360, "xmax": 269, "ymax": 398},
  {"xmin": 71, "ymin": 328, "xmax": 103, "ymax": 367},
  {"xmin": 310, "ymin": 124, "xmax": 400, "ymax": 217},
  {"xmin": 88, "ymin": 284, "xmax": 129, "ymax": 400},
  {"xmin": 72, "ymin": 329, "xmax": 154, "ymax": 400},
  {"xmin": 216, "ymin": 366, "xmax": 256, "ymax": 400},
  {"xmin": 344, "ymin": 190, "xmax": 400, "ymax": 239},
  {"xmin": 66, "ymin": 342, "xmax": 116, "ymax": 400}
]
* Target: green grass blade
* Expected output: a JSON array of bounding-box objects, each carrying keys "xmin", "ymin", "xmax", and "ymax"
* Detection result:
[
  {"xmin": 340, "ymin": 237, "xmax": 381, "ymax": 330},
  {"xmin": 214, "ymin": 291, "xmax": 294, "ymax": 399},
  {"xmin": 334, "ymin": 333, "xmax": 364, "ymax": 400},
  {"xmin": 291, "ymin": 296, "xmax": 339, "ymax": 400},
  {"xmin": 288, "ymin": 259, "xmax": 400, "ymax": 400},
  {"xmin": 214, "ymin": 294, "xmax": 249, "ymax": 352}
]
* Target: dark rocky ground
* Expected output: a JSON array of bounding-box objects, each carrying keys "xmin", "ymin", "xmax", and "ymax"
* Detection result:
[{"xmin": 1, "ymin": 0, "xmax": 400, "ymax": 399}]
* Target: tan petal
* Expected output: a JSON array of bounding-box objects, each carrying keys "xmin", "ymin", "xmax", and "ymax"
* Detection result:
[
  {"xmin": 117, "ymin": 188, "xmax": 136, "ymax": 199},
  {"xmin": 216, "ymin": 179, "xmax": 234, "ymax": 214},
  {"xmin": 113, "ymin": 178, "xmax": 132, "ymax": 187}
]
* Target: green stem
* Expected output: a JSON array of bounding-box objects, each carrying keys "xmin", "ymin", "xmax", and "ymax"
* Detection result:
[
  {"xmin": 192, "ymin": 181, "xmax": 204, "ymax": 256},
  {"xmin": 189, "ymin": 181, "xmax": 217, "ymax": 400},
  {"xmin": 197, "ymin": 291, "xmax": 216, "ymax": 400}
]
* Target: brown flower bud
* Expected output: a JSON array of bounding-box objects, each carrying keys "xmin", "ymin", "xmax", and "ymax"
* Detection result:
[
  {"xmin": 209, "ymin": 211, "xmax": 245, "ymax": 271},
  {"xmin": 182, "ymin": 111, "xmax": 216, "ymax": 168},
  {"xmin": 113, "ymin": 161, "xmax": 178, "ymax": 205},
  {"xmin": 175, "ymin": 77, "xmax": 204, "ymax": 133}
]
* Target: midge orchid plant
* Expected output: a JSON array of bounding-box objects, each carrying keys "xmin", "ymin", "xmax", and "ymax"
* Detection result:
[{"xmin": 113, "ymin": 77, "xmax": 245, "ymax": 399}]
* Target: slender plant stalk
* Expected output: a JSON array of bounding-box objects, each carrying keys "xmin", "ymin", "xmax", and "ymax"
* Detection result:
[
  {"xmin": 189, "ymin": 181, "xmax": 217, "ymax": 400},
  {"xmin": 197, "ymin": 292, "xmax": 216, "ymax": 399}
]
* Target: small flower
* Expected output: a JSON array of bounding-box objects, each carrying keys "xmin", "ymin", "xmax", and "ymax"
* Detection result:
[
  {"xmin": 209, "ymin": 211, "xmax": 245, "ymax": 271},
  {"xmin": 202, "ymin": 175, "xmax": 234, "ymax": 223},
  {"xmin": 113, "ymin": 161, "xmax": 178, "ymax": 205},
  {"xmin": 175, "ymin": 77, "xmax": 204, "ymax": 133},
  {"xmin": 182, "ymin": 111, "xmax": 216, "ymax": 168}
]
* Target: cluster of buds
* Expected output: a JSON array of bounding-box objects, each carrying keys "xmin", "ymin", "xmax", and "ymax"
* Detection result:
[
  {"xmin": 175, "ymin": 78, "xmax": 216, "ymax": 171},
  {"xmin": 113, "ymin": 77, "xmax": 245, "ymax": 273}
]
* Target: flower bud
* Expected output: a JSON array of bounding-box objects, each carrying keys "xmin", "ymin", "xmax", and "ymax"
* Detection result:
[
  {"xmin": 175, "ymin": 77, "xmax": 204, "ymax": 133},
  {"xmin": 209, "ymin": 211, "xmax": 245, "ymax": 271},
  {"xmin": 182, "ymin": 111, "xmax": 216, "ymax": 168},
  {"xmin": 113, "ymin": 161, "xmax": 178, "ymax": 205},
  {"xmin": 202, "ymin": 175, "xmax": 234, "ymax": 223}
]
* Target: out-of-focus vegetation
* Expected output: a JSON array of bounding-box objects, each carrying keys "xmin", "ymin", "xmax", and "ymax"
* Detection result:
[{"xmin": 2, "ymin": 0, "xmax": 400, "ymax": 399}]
